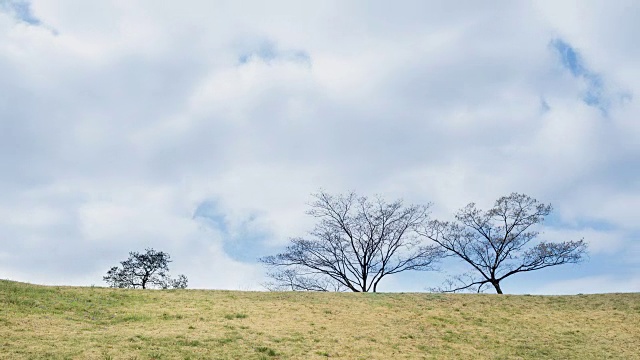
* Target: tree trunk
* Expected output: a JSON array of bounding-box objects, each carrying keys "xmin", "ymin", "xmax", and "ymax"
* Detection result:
[{"xmin": 491, "ymin": 281, "xmax": 503, "ymax": 294}]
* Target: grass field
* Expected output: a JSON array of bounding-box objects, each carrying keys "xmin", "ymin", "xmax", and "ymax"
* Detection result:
[{"xmin": 1, "ymin": 279, "xmax": 638, "ymax": 359}]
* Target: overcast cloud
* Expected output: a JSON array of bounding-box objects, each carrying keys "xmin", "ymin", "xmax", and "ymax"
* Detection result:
[{"xmin": 1, "ymin": 1, "xmax": 638, "ymax": 293}]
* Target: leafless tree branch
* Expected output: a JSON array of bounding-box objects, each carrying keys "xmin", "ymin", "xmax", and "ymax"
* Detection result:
[
  {"xmin": 261, "ymin": 191, "xmax": 444, "ymax": 292},
  {"xmin": 422, "ymin": 193, "xmax": 587, "ymax": 294}
]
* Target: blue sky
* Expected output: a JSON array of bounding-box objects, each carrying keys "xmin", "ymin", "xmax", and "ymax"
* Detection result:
[
  {"xmin": 0, "ymin": 0, "xmax": 40, "ymax": 25},
  {"xmin": 551, "ymin": 38, "xmax": 612, "ymax": 115},
  {"xmin": 0, "ymin": 1, "xmax": 638, "ymax": 294}
]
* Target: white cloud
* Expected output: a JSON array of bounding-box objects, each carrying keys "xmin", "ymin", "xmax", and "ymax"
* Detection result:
[
  {"xmin": 532, "ymin": 274, "xmax": 640, "ymax": 295},
  {"xmin": 542, "ymin": 227, "xmax": 627, "ymax": 255},
  {"xmin": 0, "ymin": 1, "xmax": 638, "ymax": 292}
]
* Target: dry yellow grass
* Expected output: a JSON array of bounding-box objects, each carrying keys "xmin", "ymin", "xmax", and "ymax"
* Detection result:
[{"xmin": 1, "ymin": 279, "xmax": 639, "ymax": 359}]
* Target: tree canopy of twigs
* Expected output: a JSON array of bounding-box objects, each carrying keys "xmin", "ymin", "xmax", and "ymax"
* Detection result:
[
  {"xmin": 103, "ymin": 248, "xmax": 188, "ymax": 289},
  {"xmin": 260, "ymin": 191, "xmax": 443, "ymax": 292},
  {"xmin": 423, "ymin": 193, "xmax": 587, "ymax": 294}
]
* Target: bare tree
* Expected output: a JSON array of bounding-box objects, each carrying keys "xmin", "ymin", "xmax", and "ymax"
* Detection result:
[
  {"xmin": 263, "ymin": 269, "xmax": 346, "ymax": 292},
  {"xmin": 260, "ymin": 191, "xmax": 443, "ymax": 292},
  {"xmin": 162, "ymin": 274, "xmax": 189, "ymax": 290},
  {"xmin": 103, "ymin": 248, "xmax": 188, "ymax": 289},
  {"xmin": 423, "ymin": 193, "xmax": 587, "ymax": 294}
]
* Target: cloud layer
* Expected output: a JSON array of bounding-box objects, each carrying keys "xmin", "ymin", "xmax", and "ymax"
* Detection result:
[{"xmin": 1, "ymin": 1, "xmax": 638, "ymax": 293}]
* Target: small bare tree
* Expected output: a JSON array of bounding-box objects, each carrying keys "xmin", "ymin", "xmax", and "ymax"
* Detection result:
[
  {"xmin": 263, "ymin": 269, "xmax": 346, "ymax": 292},
  {"xmin": 260, "ymin": 191, "xmax": 443, "ymax": 292},
  {"xmin": 423, "ymin": 193, "xmax": 587, "ymax": 294}
]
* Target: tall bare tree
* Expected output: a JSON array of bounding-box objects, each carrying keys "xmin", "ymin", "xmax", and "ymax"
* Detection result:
[
  {"xmin": 423, "ymin": 193, "xmax": 587, "ymax": 294},
  {"xmin": 260, "ymin": 191, "xmax": 443, "ymax": 292}
]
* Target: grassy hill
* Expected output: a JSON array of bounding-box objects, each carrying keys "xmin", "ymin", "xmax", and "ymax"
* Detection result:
[{"xmin": 1, "ymin": 280, "xmax": 638, "ymax": 359}]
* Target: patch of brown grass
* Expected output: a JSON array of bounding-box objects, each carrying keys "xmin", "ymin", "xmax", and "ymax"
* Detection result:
[{"xmin": 1, "ymin": 280, "xmax": 638, "ymax": 359}]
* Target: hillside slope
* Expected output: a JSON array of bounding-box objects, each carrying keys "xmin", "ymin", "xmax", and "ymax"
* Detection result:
[{"xmin": 1, "ymin": 280, "xmax": 638, "ymax": 359}]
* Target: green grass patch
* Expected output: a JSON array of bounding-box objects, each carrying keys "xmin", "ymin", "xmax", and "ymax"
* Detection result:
[
  {"xmin": 0, "ymin": 279, "xmax": 639, "ymax": 359},
  {"xmin": 224, "ymin": 312, "xmax": 248, "ymax": 320}
]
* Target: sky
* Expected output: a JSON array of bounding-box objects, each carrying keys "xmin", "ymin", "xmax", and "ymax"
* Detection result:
[{"xmin": 1, "ymin": 0, "xmax": 639, "ymax": 294}]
